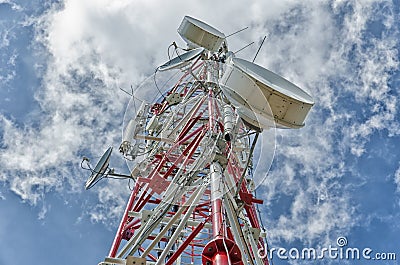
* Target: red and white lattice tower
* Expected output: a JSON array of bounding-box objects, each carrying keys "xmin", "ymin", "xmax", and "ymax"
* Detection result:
[{"xmin": 92, "ymin": 16, "xmax": 314, "ymax": 265}]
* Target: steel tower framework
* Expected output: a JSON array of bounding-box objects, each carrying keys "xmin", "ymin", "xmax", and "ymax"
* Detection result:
[
  {"xmin": 91, "ymin": 15, "xmax": 314, "ymax": 265},
  {"xmin": 100, "ymin": 56, "xmax": 269, "ymax": 265}
]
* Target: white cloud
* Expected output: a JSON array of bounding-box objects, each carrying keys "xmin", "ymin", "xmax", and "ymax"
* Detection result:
[
  {"xmin": 0, "ymin": 0, "xmax": 398, "ymax": 257},
  {"xmin": 0, "ymin": 28, "xmax": 18, "ymax": 87},
  {"xmin": 248, "ymin": 0, "xmax": 399, "ymax": 250},
  {"xmin": 0, "ymin": 0, "xmax": 22, "ymax": 11},
  {"xmin": 395, "ymin": 165, "xmax": 400, "ymax": 193},
  {"xmin": 86, "ymin": 181, "xmax": 127, "ymax": 225}
]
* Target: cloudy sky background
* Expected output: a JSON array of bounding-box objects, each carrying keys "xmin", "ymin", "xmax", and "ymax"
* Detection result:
[{"xmin": 0, "ymin": 0, "xmax": 399, "ymax": 264}]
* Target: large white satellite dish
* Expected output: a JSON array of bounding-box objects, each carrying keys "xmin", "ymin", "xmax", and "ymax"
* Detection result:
[
  {"xmin": 220, "ymin": 58, "xmax": 314, "ymax": 129},
  {"xmin": 219, "ymin": 81, "xmax": 275, "ymax": 130},
  {"xmin": 158, "ymin": 47, "xmax": 205, "ymax": 72},
  {"xmin": 178, "ymin": 16, "xmax": 225, "ymax": 52},
  {"xmin": 85, "ymin": 147, "xmax": 112, "ymax": 190}
]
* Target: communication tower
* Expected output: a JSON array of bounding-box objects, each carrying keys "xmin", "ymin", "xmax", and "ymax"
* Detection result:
[{"xmin": 82, "ymin": 16, "xmax": 314, "ymax": 265}]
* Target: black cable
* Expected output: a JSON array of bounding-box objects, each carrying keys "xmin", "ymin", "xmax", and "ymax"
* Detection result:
[
  {"xmin": 174, "ymin": 45, "xmax": 183, "ymax": 61},
  {"xmin": 167, "ymin": 42, "xmax": 176, "ymax": 61},
  {"xmin": 153, "ymin": 68, "xmax": 167, "ymax": 102},
  {"xmin": 131, "ymin": 85, "xmax": 138, "ymax": 118},
  {"xmin": 253, "ymin": 35, "xmax": 267, "ymax": 63}
]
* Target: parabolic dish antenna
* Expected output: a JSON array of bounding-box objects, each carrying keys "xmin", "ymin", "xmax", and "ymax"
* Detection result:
[
  {"xmin": 85, "ymin": 146, "xmax": 113, "ymax": 190},
  {"xmin": 158, "ymin": 47, "xmax": 205, "ymax": 72},
  {"xmin": 178, "ymin": 16, "xmax": 225, "ymax": 52},
  {"xmin": 220, "ymin": 58, "xmax": 314, "ymax": 129}
]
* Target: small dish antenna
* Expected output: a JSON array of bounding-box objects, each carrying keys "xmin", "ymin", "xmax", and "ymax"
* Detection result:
[
  {"xmin": 82, "ymin": 147, "xmax": 132, "ymax": 189},
  {"xmin": 158, "ymin": 47, "xmax": 205, "ymax": 72},
  {"xmin": 178, "ymin": 16, "xmax": 225, "ymax": 51}
]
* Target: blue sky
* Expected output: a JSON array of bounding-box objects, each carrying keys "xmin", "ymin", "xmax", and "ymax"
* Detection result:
[{"xmin": 0, "ymin": 0, "xmax": 399, "ymax": 265}]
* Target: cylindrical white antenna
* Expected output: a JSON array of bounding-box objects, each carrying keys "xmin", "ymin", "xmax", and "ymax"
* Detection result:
[
  {"xmin": 123, "ymin": 119, "xmax": 137, "ymax": 143},
  {"xmin": 223, "ymin": 104, "xmax": 234, "ymax": 141}
]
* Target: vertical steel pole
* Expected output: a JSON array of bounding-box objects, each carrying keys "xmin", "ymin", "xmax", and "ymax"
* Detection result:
[{"xmin": 210, "ymin": 162, "xmax": 229, "ymax": 265}]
